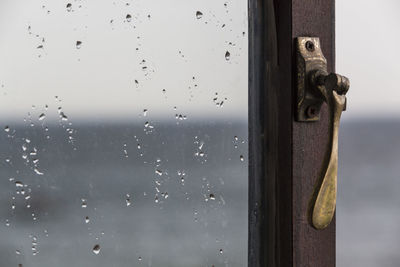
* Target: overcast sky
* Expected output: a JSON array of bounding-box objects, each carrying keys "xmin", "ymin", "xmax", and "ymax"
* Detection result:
[
  {"xmin": 337, "ymin": 0, "xmax": 400, "ymax": 120},
  {"xmin": 0, "ymin": 0, "xmax": 247, "ymax": 123},
  {"xmin": 0, "ymin": 0, "xmax": 398, "ymax": 123}
]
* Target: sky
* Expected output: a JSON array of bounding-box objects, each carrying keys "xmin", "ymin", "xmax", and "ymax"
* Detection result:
[
  {"xmin": 337, "ymin": 0, "xmax": 400, "ymax": 120},
  {"xmin": 0, "ymin": 0, "xmax": 248, "ymax": 123},
  {"xmin": 0, "ymin": 0, "xmax": 398, "ymax": 123}
]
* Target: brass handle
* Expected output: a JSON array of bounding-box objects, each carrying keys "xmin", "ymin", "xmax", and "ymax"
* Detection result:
[
  {"xmin": 311, "ymin": 72, "xmax": 349, "ymax": 230},
  {"xmin": 295, "ymin": 37, "xmax": 350, "ymax": 230}
]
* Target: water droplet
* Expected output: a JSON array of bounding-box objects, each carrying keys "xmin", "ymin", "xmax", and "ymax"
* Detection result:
[
  {"xmin": 138, "ymin": 256, "xmax": 142, "ymax": 261},
  {"xmin": 126, "ymin": 194, "xmax": 131, "ymax": 206},
  {"xmin": 34, "ymin": 168, "xmax": 44, "ymax": 175},
  {"xmin": 143, "ymin": 109, "xmax": 148, "ymax": 116},
  {"xmin": 240, "ymin": 155, "xmax": 244, "ymax": 162},
  {"xmin": 225, "ymin": 51, "xmax": 231, "ymax": 61},
  {"xmin": 38, "ymin": 113, "xmax": 46, "ymax": 121},
  {"xmin": 16, "ymin": 250, "xmax": 21, "ymax": 255},
  {"xmin": 76, "ymin": 41, "xmax": 82, "ymax": 49},
  {"xmin": 85, "ymin": 216, "xmax": 90, "ymax": 224},
  {"xmin": 15, "ymin": 181, "xmax": 24, "ymax": 188},
  {"xmin": 81, "ymin": 198, "xmax": 87, "ymax": 208},
  {"xmin": 155, "ymin": 169, "xmax": 163, "ymax": 176},
  {"xmin": 4, "ymin": 126, "xmax": 10, "ymax": 132},
  {"xmin": 92, "ymin": 244, "xmax": 100, "ymax": 255},
  {"xmin": 123, "ymin": 144, "xmax": 128, "ymax": 158},
  {"xmin": 66, "ymin": 3, "xmax": 72, "ymax": 11},
  {"xmin": 126, "ymin": 14, "xmax": 132, "ymax": 22},
  {"xmin": 5, "ymin": 219, "xmax": 10, "ymax": 227},
  {"xmin": 196, "ymin": 11, "xmax": 203, "ymax": 19},
  {"xmin": 219, "ymin": 249, "xmax": 224, "ymax": 254},
  {"xmin": 60, "ymin": 112, "xmax": 68, "ymax": 121},
  {"xmin": 209, "ymin": 193, "xmax": 215, "ymax": 200}
]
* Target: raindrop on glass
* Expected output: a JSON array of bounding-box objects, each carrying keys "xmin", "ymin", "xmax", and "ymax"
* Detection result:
[
  {"xmin": 34, "ymin": 168, "xmax": 44, "ymax": 175},
  {"xmin": 225, "ymin": 51, "xmax": 231, "ymax": 61},
  {"xmin": 60, "ymin": 112, "xmax": 68, "ymax": 121},
  {"xmin": 4, "ymin": 126, "xmax": 10, "ymax": 132},
  {"xmin": 81, "ymin": 198, "xmax": 87, "ymax": 208},
  {"xmin": 92, "ymin": 244, "xmax": 101, "ymax": 255},
  {"xmin": 126, "ymin": 14, "xmax": 132, "ymax": 22},
  {"xmin": 76, "ymin": 41, "xmax": 82, "ymax": 49},
  {"xmin": 38, "ymin": 113, "xmax": 46, "ymax": 121},
  {"xmin": 240, "ymin": 155, "xmax": 244, "ymax": 162},
  {"xmin": 196, "ymin": 11, "xmax": 203, "ymax": 19},
  {"xmin": 126, "ymin": 194, "xmax": 131, "ymax": 206},
  {"xmin": 123, "ymin": 144, "xmax": 128, "ymax": 158}
]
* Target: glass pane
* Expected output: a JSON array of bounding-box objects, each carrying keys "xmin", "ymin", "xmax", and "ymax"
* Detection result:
[
  {"xmin": 0, "ymin": 0, "xmax": 248, "ymax": 266},
  {"xmin": 337, "ymin": 1, "xmax": 400, "ymax": 266}
]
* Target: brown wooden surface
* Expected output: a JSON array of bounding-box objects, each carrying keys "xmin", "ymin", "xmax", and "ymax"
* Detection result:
[
  {"xmin": 249, "ymin": 0, "xmax": 336, "ymax": 266},
  {"xmin": 292, "ymin": 0, "xmax": 336, "ymax": 266},
  {"xmin": 276, "ymin": 0, "xmax": 336, "ymax": 266}
]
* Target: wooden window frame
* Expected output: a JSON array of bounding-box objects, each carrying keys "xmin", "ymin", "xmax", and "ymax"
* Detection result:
[{"xmin": 248, "ymin": 0, "xmax": 336, "ymax": 266}]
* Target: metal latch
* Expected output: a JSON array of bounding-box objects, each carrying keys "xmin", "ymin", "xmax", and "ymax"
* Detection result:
[{"xmin": 296, "ymin": 37, "xmax": 350, "ymax": 230}]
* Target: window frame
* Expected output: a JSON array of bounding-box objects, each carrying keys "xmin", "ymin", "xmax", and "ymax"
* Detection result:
[{"xmin": 248, "ymin": 0, "xmax": 336, "ymax": 266}]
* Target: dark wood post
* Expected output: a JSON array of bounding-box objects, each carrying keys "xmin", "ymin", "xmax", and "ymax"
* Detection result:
[{"xmin": 249, "ymin": 0, "xmax": 336, "ymax": 266}]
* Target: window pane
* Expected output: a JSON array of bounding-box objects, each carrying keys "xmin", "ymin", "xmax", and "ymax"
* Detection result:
[{"xmin": 0, "ymin": 0, "xmax": 248, "ymax": 266}]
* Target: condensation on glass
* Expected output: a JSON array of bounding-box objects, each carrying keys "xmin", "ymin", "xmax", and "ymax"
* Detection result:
[{"xmin": 0, "ymin": 0, "xmax": 248, "ymax": 266}]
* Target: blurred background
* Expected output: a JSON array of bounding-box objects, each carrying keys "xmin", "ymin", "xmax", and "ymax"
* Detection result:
[{"xmin": 337, "ymin": 0, "xmax": 400, "ymax": 266}]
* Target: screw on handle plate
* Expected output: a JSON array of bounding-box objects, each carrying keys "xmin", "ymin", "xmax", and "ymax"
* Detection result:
[{"xmin": 296, "ymin": 37, "xmax": 350, "ymax": 230}]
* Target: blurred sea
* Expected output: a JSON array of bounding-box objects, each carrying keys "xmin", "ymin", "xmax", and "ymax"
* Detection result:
[
  {"xmin": 0, "ymin": 119, "xmax": 395, "ymax": 266},
  {"xmin": 338, "ymin": 119, "xmax": 400, "ymax": 267},
  {"xmin": 0, "ymin": 121, "xmax": 248, "ymax": 267}
]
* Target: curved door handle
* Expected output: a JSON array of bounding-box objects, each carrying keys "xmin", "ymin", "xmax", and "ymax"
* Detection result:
[{"xmin": 296, "ymin": 37, "xmax": 350, "ymax": 230}]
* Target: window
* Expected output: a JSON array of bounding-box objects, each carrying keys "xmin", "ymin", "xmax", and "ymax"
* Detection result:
[
  {"xmin": 0, "ymin": 0, "xmax": 343, "ymax": 266},
  {"xmin": 0, "ymin": 0, "xmax": 248, "ymax": 266}
]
